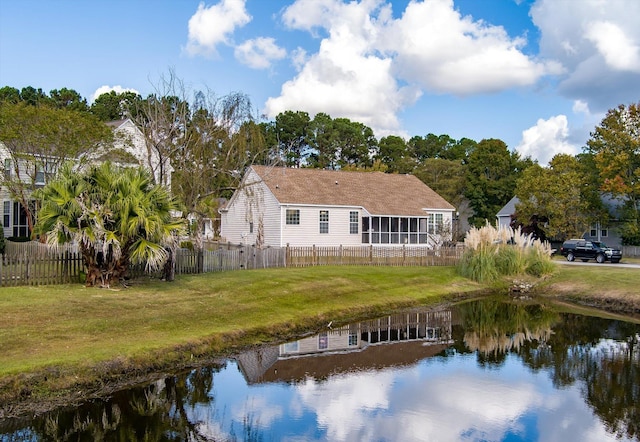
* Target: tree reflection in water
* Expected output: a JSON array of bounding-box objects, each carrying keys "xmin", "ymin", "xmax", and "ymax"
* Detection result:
[
  {"xmin": 1, "ymin": 298, "xmax": 639, "ymax": 441},
  {"xmin": 455, "ymin": 298, "xmax": 639, "ymax": 440}
]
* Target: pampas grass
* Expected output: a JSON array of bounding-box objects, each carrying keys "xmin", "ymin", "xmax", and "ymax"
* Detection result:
[{"xmin": 458, "ymin": 223, "xmax": 555, "ymax": 282}]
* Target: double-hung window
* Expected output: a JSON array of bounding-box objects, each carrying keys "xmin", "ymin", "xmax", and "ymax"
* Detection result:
[
  {"xmin": 349, "ymin": 211, "xmax": 359, "ymax": 234},
  {"xmin": 3, "ymin": 201, "xmax": 10, "ymax": 229},
  {"xmin": 319, "ymin": 210, "xmax": 329, "ymax": 234},
  {"xmin": 286, "ymin": 209, "xmax": 300, "ymax": 225}
]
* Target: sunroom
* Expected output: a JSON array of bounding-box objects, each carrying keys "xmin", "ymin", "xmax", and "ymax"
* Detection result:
[{"xmin": 361, "ymin": 214, "xmax": 444, "ymax": 245}]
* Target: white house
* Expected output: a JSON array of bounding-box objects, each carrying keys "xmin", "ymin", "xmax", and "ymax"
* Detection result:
[
  {"xmin": 1, "ymin": 118, "xmax": 170, "ymax": 238},
  {"xmin": 219, "ymin": 166, "xmax": 456, "ymax": 247},
  {"xmin": 104, "ymin": 118, "xmax": 172, "ymax": 188}
]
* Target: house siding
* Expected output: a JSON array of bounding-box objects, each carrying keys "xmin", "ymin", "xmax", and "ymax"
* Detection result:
[
  {"xmin": 220, "ymin": 168, "xmax": 282, "ymax": 246},
  {"xmin": 280, "ymin": 205, "xmax": 363, "ymax": 247}
]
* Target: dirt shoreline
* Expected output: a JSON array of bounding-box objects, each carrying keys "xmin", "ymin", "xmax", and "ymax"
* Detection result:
[{"xmin": 1, "ymin": 289, "xmax": 639, "ymax": 423}]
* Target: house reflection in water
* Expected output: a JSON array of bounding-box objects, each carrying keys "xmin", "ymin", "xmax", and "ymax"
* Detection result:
[{"xmin": 236, "ymin": 308, "xmax": 455, "ymax": 384}]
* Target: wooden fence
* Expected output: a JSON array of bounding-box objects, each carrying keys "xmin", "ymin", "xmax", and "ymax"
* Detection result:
[
  {"xmin": 0, "ymin": 241, "xmax": 462, "ymax": 287},
  {"xmin": 622, "ymin": 245, "xmax": 640, "ymax": 257},
  {"xmin": 173, "ymin": 245, "xmax": 287, "ymax": 274},
  {"xmin": 1, "ymin": 242, "xmax": 82, "ymax": 286},
  {"xmin": 285, "ymin": 244, "xmax": 463, "ymax": 267}
]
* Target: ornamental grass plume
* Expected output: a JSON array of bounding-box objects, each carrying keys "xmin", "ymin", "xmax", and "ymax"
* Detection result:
[{"xmin": 459, "ymin": 223, "xmax": 554, "ymax": 282}]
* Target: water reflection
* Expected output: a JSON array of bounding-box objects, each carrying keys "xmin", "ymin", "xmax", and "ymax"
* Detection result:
[{"xmin": 1, "ymin": 298, "xmax": 639, "ymax": 442}]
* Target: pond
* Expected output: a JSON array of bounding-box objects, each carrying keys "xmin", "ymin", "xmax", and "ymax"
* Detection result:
[{"xmin": 1, "ymin": 297, "xmax": 639, "ymax": 442}]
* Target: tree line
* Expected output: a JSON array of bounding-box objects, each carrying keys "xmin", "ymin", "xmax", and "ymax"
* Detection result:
[{"xmin": 1, "ymin": 80, "xmax": 638, "ymax": 249}]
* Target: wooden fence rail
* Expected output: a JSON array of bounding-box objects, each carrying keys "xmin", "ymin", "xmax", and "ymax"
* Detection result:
[
  {"xmin": 621, "ymin": 245, "xmax": 640, "ymax": 257},
  {"xmin": 285, "ymin": 245, "xmax": 463, "ymax": 267},
  {"xmin": 1, "ymin": 250, "xmax": 82, "ymax": 286},
  {"xmin": 0, "ymin": 241, "xmax": 462, "ymax": 287}
]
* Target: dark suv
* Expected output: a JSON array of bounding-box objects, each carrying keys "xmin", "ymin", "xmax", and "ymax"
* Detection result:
[{"xmin": 560, "ymin": 239, "xmax": 622, "ymax": 263}]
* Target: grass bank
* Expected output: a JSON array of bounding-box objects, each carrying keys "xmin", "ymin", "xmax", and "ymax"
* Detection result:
[
  {"xmin": 0, "ymin": 266, "xmax": 484, "ymax": 416},
  {"xmin": 537, "ymin": 263, "xmax": 640, "ymax": 314},
  {"xmin": 1, "ymin": 262, "xmax": 638, "ymax": 418}
]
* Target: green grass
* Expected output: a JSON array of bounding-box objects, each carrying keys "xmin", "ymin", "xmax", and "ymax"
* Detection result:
[
  {"xmin": 540, "ymin": 264, "xmax": 640, "ymax": 298},
  {"xmin": 2, "ymin": 262, "xmax": 639, "ymax": 409},
  {"xmin": 0, "ymin": 266, "xmax": 482, "ymax": 380}
]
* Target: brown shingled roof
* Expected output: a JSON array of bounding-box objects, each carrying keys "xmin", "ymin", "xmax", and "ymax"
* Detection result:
[{"xmin": 251, "ymin": 165, "xmax": 455, "ymax": 216}]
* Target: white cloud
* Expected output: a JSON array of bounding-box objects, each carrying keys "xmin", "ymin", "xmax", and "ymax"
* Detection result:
[
  {"xmin": 234, "ymin": 37, "xmax": 286, "ymax": 69},
  {"xmin": 380, "ymin": 0, "xmax": 559, "ymax": 95},
  {"xmin": 267, "ymin": 0, "xmax": 556, "ymax": 138},
  {"xmin": 185, "ymin": 0, "xmax": 251, "ymax": 57},
  {"xmin": 572, "ymin": 99, "xmax": 590, "ymax": 115},
  {"xmin": 266, "ymin": 0, "xmax": 418, "ymax": 136},
  {"xmin": 516, "ymin": 115, "xmax": 579, "ymax": 165},
  {"xmin": 281, "ymin": 0, "xmax": 342, "ymax": 32},
  {"xmin": 91, "ymin": 85, "xmax": 139, "ymax": 103},
  {"xmin": 531, "ymin": 0, "xmax": 640, "ymax": 111},
  {"xmin": 585, "ymin": 21, "xmax": 640, "ymax": 73}
]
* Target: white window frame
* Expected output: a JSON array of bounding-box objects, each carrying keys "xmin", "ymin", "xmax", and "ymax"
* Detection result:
[
  {"xmin": 286, "ymin": 209, "xmax": 300, "ymax": 225},
  {"xmin": 349, "ymin": 211, "xmax": 359, "ymax": 234},
  {"xmin": 319, "ymin": 210, "xmax": 329, "ymax": 234}
]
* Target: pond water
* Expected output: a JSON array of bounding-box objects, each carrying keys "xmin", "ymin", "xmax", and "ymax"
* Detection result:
[{"xmin": 1, "ymin": 297, "xmax": 639, "ymax": 442}]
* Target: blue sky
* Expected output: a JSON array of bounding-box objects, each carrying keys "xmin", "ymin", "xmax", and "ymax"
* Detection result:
[{"xmin": 1, "ymin": 0, "xmax": 639, "ymax": 165}]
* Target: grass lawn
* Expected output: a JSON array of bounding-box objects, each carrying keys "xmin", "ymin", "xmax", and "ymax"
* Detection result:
[
  {"xmin": 0, "ymin": 266, "xmax": 483, "ymax": 382},
  {"xmin": 1, "ymin": 262, "xmax": 638, "ymax": 413},
  {"xmin": 540, "ymin": 262, "xmax": 640, "ymax": 306}
]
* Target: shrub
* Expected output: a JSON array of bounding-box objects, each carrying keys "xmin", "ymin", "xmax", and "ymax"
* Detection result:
[
  {"xmin": 458, "ymin": 223, "xmax": 554, "ymax": 282},
  {"xmin": 619, "ymin": 220, "xmax": 640, "ymax": 246}
]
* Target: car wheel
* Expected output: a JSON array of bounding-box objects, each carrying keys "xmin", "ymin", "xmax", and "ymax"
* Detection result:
[
  {"xmin": 596, "ymin": 253, "xmax": 605, "ymax": 263},
  {"xmin": 567, "ymin": 252, "xmax": 575, "ymax": 262}
]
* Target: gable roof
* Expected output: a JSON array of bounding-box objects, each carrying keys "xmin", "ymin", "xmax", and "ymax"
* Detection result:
[
  {"xmin": 497, "ymin": 196, "xmax": 519, "ymax": 218},
  {"xmin": 250, "ymin": 165, "xmax": 455, "ymax": 216}
]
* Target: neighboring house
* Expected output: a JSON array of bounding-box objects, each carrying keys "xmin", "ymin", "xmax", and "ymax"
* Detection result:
[
  {"xmin": 104, "ymin": 118, "xmax": 172, "ymax": 188},
  {"xmin": 496, "ymin": 195, "xmax": 624, "ymax": 247},
  {"xmin": 1, "ymin": 118, "xmax": 170, "ymax": 238},
  {"xmin": 496, "ymin": 196, "xmax": 519, "ymax": 229},
  {"xmin": 219, "ymin": 166, "xmax": 456, "ymax": 248}
]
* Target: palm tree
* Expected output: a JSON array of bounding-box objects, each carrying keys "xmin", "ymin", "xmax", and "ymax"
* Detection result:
[{"xmin": 34, "ymin": 162, "xmax": 185, "ymax": 287}]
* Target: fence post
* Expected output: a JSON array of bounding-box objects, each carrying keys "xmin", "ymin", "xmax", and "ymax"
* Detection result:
[
  {"xmin": 285, "ymin": 243, "xmax": 289, "ymax": 268},
  {"xmin": 197, "ymin": 249, "xmax": 204, "ymax": 273}
]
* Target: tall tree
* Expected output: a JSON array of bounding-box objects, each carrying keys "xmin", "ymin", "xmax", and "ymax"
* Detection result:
[
  {"xmin": 333, "ymin": 118, "xmax": 377, "ymax": 169},
  {"xmin": 34, "ymin": 162, "xmax": 185, "ymax": 287},
  {"xmin": 0, "ymin": 102, "xmax": 113, "ymax": 236},
  {"xmin": 308, "ymin": 112, "xmax": 337, "ymax": 169},
  {"xmin": 465, "ymin": 138, "xmax": 530, "ymax": 227},
  {"xmin": 586, "ymin": 102, "xmax": 640, "ymax": 245},
  {"xmin": 128, "ymin": 71, "xmax": 192, "ymax": 187},
  {"xmin": 515, "ymin": 154, "xmax": 594, "ymax": 240},
  {"xmin": 18, "ymin": 86, "xmax": 49, "ymax": 106},
  {"xmin": 0, "ymin": 86, "xmax": 21, "ymax": 104},
  {"xmin": 408, "ymin": 134, "xmax": 476, "ymax": 164},
  {"xmin": 49, "ymin": 88, "xmax": 88, "ymax": 112},
  {"xmin": 91, "ymin": 90, "xmax": 141, "ymax": 121},
  {"xmin": 171, "ymin": 89, "xmax": 267, "ymax": 248},
  {"xmin": 378, "ymin": 135, "xmax": 412, "ymax": 173},
  {"xmin": 414, "ymin": 158, "xmax": 465, "ymax": 207},
  {"xmin": 274, "ymin": 110, "xmax": 311, "ymax": 167}
]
